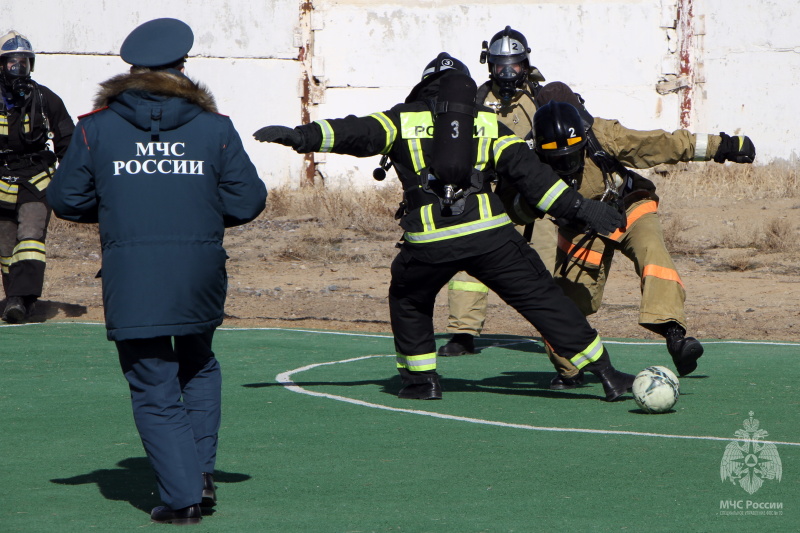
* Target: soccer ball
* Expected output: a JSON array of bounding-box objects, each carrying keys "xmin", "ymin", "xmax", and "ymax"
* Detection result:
[{"xmin": 632, "ymin": 366, "xmax": 680, "ymax": 414}]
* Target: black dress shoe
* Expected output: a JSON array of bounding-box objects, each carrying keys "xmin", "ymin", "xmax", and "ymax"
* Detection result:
[
  {"xmin": 150, "ymin": 504, "xmax": 202, "ymax": 525},
  {"xmin": 549, "ymin": 370, "xmax": 585, "ymax": 390},
  {"xmin": 398, "ymin": 375, "xmax": 442, "ymax": 400},
  {"xmin": 201, "ymin": 472, "xmax": 217, "ymax": 508}
]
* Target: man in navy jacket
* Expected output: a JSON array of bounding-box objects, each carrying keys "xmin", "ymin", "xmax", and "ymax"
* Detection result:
[{"xmin": 48, "ymin": 18, "xmax": 266, "ymax": 525}]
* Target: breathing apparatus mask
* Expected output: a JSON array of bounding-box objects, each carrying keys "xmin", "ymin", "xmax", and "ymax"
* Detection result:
[
  {"xmin": 1, "ymin": 31, "xmax": 36, "ymax": 103},
  {"xmin": 480, "ymin": 26, "xmax": 531, "ymax": 105}
]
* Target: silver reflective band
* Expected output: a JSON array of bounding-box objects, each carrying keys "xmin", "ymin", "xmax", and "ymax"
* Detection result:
[
  {"xmin": 422, "ymin": 59, "xmax": 455, "ymax": 78},
  {"xmin": 693, "ymin": 133, "xmax": 710, "ymax": 161}
]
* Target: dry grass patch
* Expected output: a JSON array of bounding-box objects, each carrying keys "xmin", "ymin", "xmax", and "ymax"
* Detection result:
[
  {"xmin": 716, "ymin": 217, "xmax": 798, "ymax": 252},
  {"xmin": 715, "ymin": 251, "xmax": 760, "ymax": 272},
  {"xmin": 265, "ymin": 185, "xmax": 402, "ymax": 237},
  {"xmin": 273, "ymin": 225, "xmax": 378, "ymax": 264},
  {"xmin": 661, "ymin": 215, "xmax": 705, "ymax": 255},
  {"xmin": 652, "ymin": 161, "xmax": 800, "ymax": 201},
  {"xmin": 757, "ymin": 217, "xmax": 797, "ymax": 252}
]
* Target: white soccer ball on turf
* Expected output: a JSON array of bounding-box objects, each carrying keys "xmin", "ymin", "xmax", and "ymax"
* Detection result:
[{"xmin": 632, "ymin": 365, "xmax": 680, "ymax": 414}]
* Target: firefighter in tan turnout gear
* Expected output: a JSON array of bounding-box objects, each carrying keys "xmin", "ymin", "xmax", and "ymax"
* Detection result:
[
  {"xmin": 254, "ymin": 53, "xmax": 637, "ymax": 402},
  {"xmin": 440, "ymin": 26, "xmax": 559, "ymax": 357},
  {"xmin": 517, "ymin": 84, "xmax": 755, "ymax": 389}
]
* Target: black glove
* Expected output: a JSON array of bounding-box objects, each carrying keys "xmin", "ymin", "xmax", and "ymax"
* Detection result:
[
  {"xmin": 253, "ymin": 125, "xmax": 303, "ymax": 148},
  {"xmin": 574, "ymin": 198, "xmax": 624, "ymax": 235},
  {"xmin": 713, "ymin": 132, "xmax": 755, "ymax": 164}
]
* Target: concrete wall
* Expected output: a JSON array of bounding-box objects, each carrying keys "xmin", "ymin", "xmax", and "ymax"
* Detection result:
[{"xmin": 6, "ymin": 0, "xmax": 800, "ymax": 189}]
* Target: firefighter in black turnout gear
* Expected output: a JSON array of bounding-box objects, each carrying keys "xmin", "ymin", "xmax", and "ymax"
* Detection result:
[
  {"xmin": 254, "ymin": 53, "xmax": 635, "ymax": 402},
  {"xmin": 0, "ymin": 31, "xmax": 74, "ymax": 322}
]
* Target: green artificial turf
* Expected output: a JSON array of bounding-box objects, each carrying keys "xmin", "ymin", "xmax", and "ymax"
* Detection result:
[{"xmin": 1, "ymin": 323, "xmax": 797, "ymax": 532}]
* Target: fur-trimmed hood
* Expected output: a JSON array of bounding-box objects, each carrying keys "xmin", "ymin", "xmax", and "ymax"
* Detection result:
[{"xmin": 94, "ymin": 70, "xmax": 218, "ymax": 132}]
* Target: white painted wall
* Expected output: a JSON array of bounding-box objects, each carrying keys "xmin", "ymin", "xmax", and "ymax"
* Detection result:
[{"xmin": 6, "ymin": 0, "xmax": 800, "ymax": 189}]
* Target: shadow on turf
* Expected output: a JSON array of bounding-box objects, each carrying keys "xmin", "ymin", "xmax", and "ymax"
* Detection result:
[
  {"xmin": 0, "ymin": 298, "xmax": 88, "ymax": 323},
  {"xmin": 50, "ymin": 457, "xmax": 251, "ymax": 513},
  {"xmin": 245, "ymin": 372, "xmax": 620, "ymax": 402},
  {"xmin": 435, "ymin": 333, "xmax": 549, "ymax": 355}
]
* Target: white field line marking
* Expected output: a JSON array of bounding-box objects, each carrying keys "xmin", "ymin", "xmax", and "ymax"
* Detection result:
[
  {"xmin": 276, "ymin": 354, "xmax": 800, "ymax": 448},
  {"xmin": 7, "ymin": 322, "xmax": 800, "ymax": 349},
  {"xmin": 9, "ymin": 323, "xmax": 799, "ymax": 444}
]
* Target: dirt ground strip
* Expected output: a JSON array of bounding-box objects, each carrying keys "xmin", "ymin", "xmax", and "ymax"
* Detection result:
[{"xmin": 35, "ymin": 195, "xmax": 800, "ymax": 343}]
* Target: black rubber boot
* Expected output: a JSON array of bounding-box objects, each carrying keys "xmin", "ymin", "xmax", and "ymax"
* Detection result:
[
  {"xmin": 664, "ymin": 322, "xmax": 704, "ymax": 376},
  {"xmin": 437, "ymin": 333, "xmax": 477, "ymax": 357},
  {"xmin": 398, "ymin": 373, "xmax": 442, "ymax": 400},
  {"xmin": 2, "ymin": 296, "xmax": 26, "ymax": 324},
  {"xmin": 584, "ymin": 349, "xmax": 635, "ymax": 402},
  {"xmin": 23, "ymin": 296, "xmax": 37, "ymax": 319},
  {"xmin": 549, "ymin": 370, "xmax": 585, "ymax": 390}
]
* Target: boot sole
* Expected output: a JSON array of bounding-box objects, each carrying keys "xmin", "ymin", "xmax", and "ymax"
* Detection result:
[
  {"xmin": 437, "ymin": 348, "xmax": 477, "ymax": 357},
  {"xmin": 151, "ymin": 517, "xmax": 202, "ymax": 525},
  {"xmin": 675, "ymin": 340, "xmax": 704, "ymax": 376},
  {"xmin": 397, "ymin": 391, "xmax": 442, "ymax": 400}
]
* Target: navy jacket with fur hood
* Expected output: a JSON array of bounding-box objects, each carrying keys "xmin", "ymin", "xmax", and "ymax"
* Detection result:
[{"xmin": 48, "ymin": 70, "xmax": 266, "ymax": 340}]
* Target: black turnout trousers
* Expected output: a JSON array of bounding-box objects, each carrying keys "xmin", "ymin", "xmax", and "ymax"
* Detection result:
[{"xmin": 389, "ymin": 232, "xmax": 599, "ymax": 363}]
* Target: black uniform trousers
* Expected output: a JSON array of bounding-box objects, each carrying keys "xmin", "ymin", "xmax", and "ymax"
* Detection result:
[
  {"xmin": 389, "ymin": 232, "xmax": 599, "ymax": 364},
  {"xmin": 116, "ymin": 330, "xmax": 221, "ymax": 510}
]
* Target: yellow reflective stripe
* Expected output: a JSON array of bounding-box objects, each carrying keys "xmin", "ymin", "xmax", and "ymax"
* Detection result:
[
  {"xmin": 369, "ymin": 112, "xmax": 397, "ymax": 154},
  {"xmin": 0, "ymin": 180, "xmax": 19, "ymax": 204},
  {"xmin": 448, "ymin": 279, "xmax": 489, "ymax": 293},
  {"xmin": 315, "ymin": 119, "xmax": 335, "ymax": 152},
  {"xmin": 396, "ymin": 352, "xmax": 437, "ymax": 372},
  {"xmin": 14, "ymin": 240, "xmax": 46, "ymax": 254},
  {"xmin": 473, "ymin": 111, "xmax": 499, "ymax": 138},
  {"xmin": 400, "ymin": 111, "xmax": 433, "ymax": 138},
  {"xmin": 570, "ymin": 335, "xmax": 604, "ymax": 369},
  {"xmin": 405, "ymin": 213, "xmax": 512, "ymax": 243},
  {"xmin": 477, "ymin": 193, "xmax": 491, "ymax": 219},
  {"xmin": 493, "ymin": 135, "xmax": 526, "ymax": 163},
  {"xmin": 535, "ymin": 180, "xmax": 569, "ymax": 213},
  {"xmin": 0, "ymin": 114, "xmax": 29, "ymax": 134},
  {"xmin": 28, "ymin": 167, "xmax": 55, "ymax": 191},
  {"xmin": 407, "ymin": 138, "xmax": 425, "ymax": 172},
  {"xmin": 420, "ymin": 204, "xmax": 435, "ymax": 232},
  {"xmin": 475, "ymin": 137, "xmax": 491, "ymax": 170},
  {"xmin": 11, "ymin": 240, "xmax": 46, "ymax": 265},
  {"xmin": 11, "ymin": 251, "xmax": 46, "ymax": 264},
  {"xmin": 0, "ymin": 254, "xmax": 10, "ymax": 274}
]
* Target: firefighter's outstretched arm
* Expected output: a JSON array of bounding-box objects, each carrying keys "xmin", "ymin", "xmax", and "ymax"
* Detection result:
[{"xmin": 253, "ymin": 125, "xmax": 303, "ymax": 148}]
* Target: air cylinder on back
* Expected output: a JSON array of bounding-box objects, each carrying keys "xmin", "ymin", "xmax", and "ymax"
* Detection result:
[{"xmin": 430, "ymin": 73, "xmax": 477, "ymax": 190}]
